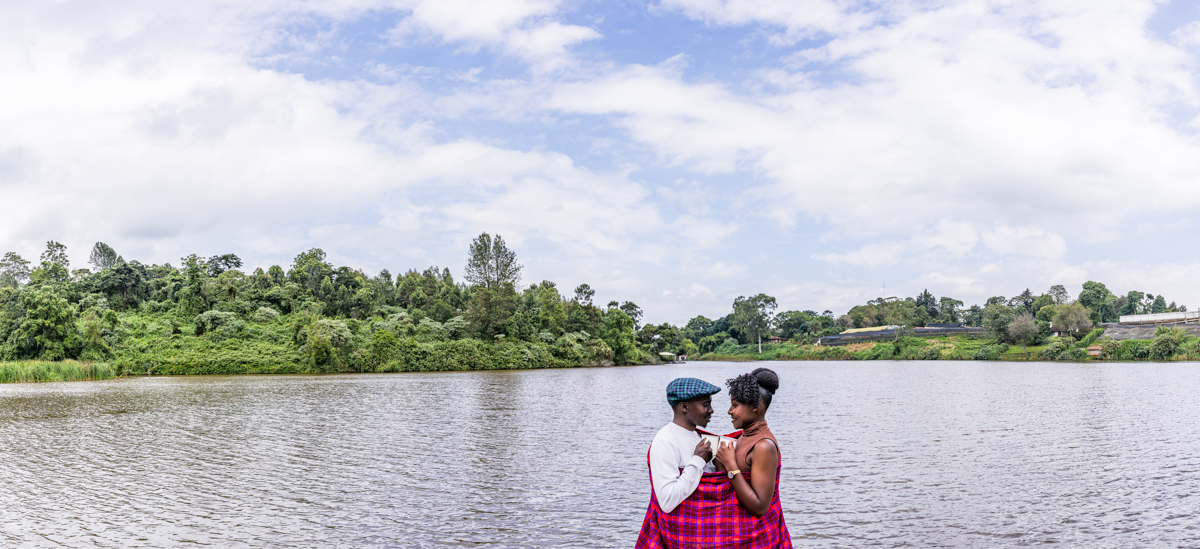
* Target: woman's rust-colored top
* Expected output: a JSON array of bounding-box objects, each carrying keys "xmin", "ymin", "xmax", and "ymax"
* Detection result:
[{"xmin": 735, "ymin": 420, "xmax": 778, "ymax": 472}]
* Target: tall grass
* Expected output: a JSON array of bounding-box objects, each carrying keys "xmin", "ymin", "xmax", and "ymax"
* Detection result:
[{"xmin": 0, "ymin": 361, "xmax": 116, "ymax": 383}]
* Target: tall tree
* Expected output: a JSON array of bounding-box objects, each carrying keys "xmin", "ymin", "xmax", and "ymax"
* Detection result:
[
  {"xmin": 0, "ymin": 252, "xmax": 31, "ymax": 287},
  {"xmin": 732, "ymin": 294, "xmax": 778, "ymax": 354},
  {"xmin": 573, "ymin": 283, "xmax": 595, "ymax": 307},
  {"xmin": 938, "ymin": 297, "xmax": 963, "ymax": 323},
  {"xmin": 1151, "ymin": 295, "xmax": 1168, "ymax": 314},
  {"xmin": 1052, "ymin": 302, "xmax": 1092, "ymax": 338},
  {"xmin": 207, "ymin": 254, "xmax": 243, "ymax": 277},
  {"xmin": 88, "ymin": 242, "xmax": 122, "ymax": 271},
  {"xmin": 40, "ymin": 241, "xmax": 69, "ymax": 269},
  {"xmin": 1009, "ymin": 288, "xmax": 1035, "ymax": 313},
  {"xmin": 914, "ymin": 289, "xmax": 938, "ymax": 318},
  {"xmin": 464, "ymin": 233, "xmax": 522, "ymax": 290},
  {"xmin": 1077, "ymin": 281, "xmax": 1116, "ymax": 323},
  {"xmin": 1008, "ymin": 311, "xmax": 1038, "ymax": 352},
  {"xmin": 1048, "ymin": 284, "xmax": 1070, "ymax": 305},
  {"xmin": 982, "ymin": 303, "xmax": 1015, "ymax": 341},
  {"xmin": 619, "ymin": 301, "xmax": 643, "ymax": 329}
]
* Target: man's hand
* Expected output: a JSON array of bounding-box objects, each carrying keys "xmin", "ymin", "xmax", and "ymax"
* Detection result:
[
  {"xmin": 693, "ymin": 438, "xmax": 713, "ymax": 461},
  {"xmin": 714, "ymin": 440, "xmax": 736, "ymax": 470}
]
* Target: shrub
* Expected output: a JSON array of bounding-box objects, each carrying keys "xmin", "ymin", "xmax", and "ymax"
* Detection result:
[
  {"xmin": 1150, "ymin": 327, "xmax": 1189, "ymax": 360},
  {"xmin": 1098, "ymin": 339, "xmax": 1121, "ymax": 360},
  {"xmin": 251, "ymin": 307, "xmax": 280, "ymax": 323},
  {"xmin": 1040, "ymin": 340, "xmax": 1066, "ymax": 360},
  {"xmin": 973, "ymin": 345, "xmax": 1002, "ymax": 361},
  {"xmin": 1076, "ymin": 328, "xmax": 1106, "ymax": 349},
  {"xmin": 1057, "ymin": 347, "xmax": 1087, "ymax": 361},
  {"xmin": 867, "ymin": 343, "xmax": 896, "ymax": 360}
]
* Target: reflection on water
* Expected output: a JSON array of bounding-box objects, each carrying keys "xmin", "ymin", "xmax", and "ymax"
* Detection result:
[{"xmin": 1, "ymin": 362, "xmax": 1199, "ymax": 547}]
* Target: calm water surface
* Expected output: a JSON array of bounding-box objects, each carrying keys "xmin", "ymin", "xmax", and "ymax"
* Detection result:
[{"xmin": 2, "ymin": 361, "xmax": 1199, "ymax": 547}]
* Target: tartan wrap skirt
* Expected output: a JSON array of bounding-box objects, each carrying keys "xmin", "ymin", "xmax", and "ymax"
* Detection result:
[{"xmin": 635, "ymin": 433, "xmax": 791, "ymax": 549}]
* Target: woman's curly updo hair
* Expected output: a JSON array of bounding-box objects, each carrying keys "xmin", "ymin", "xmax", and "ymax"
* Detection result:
[{"xmin": 726, "ymin": 367, "xmax": 780, "ymax": 409}]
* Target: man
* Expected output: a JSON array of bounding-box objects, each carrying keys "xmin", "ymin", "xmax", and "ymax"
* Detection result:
[{"xmin": 647, "ymin": 377, "xmax": 722, "ymax": 513}]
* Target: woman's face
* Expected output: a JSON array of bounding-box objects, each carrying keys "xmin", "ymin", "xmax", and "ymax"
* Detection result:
[{"xmin": 727, "ymin": 398, "xmax": 759, "ymax": 429}]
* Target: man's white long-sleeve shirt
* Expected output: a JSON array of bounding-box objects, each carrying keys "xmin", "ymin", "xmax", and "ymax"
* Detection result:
[{"xmin": 648, "ymin": 422, "xmax": 717, "ymax": 513}]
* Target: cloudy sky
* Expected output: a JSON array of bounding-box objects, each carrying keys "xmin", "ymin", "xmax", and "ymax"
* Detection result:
[{"xmin": 2, "ymin": 0, "xmax": 1199, "ymax": 324}]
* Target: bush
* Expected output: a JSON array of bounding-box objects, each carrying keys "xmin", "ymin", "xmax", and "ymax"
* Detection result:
[
  {"xmin": 866, "ymin": 343, "xmax": 896, "ymax": 360},
  {"xmin": 1076, "ymin": 328, "xmax": 1105, "ymax": 349},
  {"xmin": 1057, "ymin": 347, "xmax": 1087, "ymax": 361},
  {"xmin": 1150, "ymin": 327, "xmax": 1189, "ymax": 360},
  {"xmin": 973, "ymin": 345, "xmax": 1002, "ymax": 361},
  {"xmin": 251, "ymin": 307, "xmax": 280, "ymax": 323},
  {"xmin": 1098, "ymin": 339, "xmax": 1121, "ymax": 360}
]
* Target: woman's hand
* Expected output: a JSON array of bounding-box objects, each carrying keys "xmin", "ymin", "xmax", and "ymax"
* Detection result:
[{"xmin": 714, "ymin": 440, "xmax": 736, "ymax": 470}]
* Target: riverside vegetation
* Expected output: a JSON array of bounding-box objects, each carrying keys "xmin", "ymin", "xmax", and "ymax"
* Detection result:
[
  {"xmin": 0, "ymin": 235, "xmax": 647, "ymax": 380},
  {"xmin": 1, "ymin": 238, "xmax": 1195, "ymax": 383},
  {"xmin": 687, "ymin": 285, "xmax": 1199, "ymax": 363}
]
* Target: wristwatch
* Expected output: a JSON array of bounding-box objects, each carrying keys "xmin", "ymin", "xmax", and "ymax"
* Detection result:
[{"xmin": 727, "ymin": 469, "xmax": 741, "ymax": 479}]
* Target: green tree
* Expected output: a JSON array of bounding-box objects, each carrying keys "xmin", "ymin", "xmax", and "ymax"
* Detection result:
[
  {"xmin": 465, "ymin": 282, "xmax": 518, "ymax": 340},
  {"xmin": 464, "ymin": 233, "xmax": 522, "ymax": 290},
  {"xmin": 6, "ymin": 287, "xmax": 80, "ymax": 360},
  {"xmin": 177, "ymin": 254, "xmax": 210, "ymax": 315},
  {"xmin": 914, "ymin": 289, "xmax": 938, "ymax": 318},
  {"xmin": 1049, "ymin": 284, "xmax": 1070, "ymax": 305},
  {"xmin": 573, "ymin": 284, "xmax": 595, "ymax": 307},
  {"xmin": 290, "ymin": 248, "xmax": 333, "ymax": 296},
  {"xmin": 937, "ymin": 297, "xmax": 963, "ymax": 323},
  {"xmin": 40, "ymin": 241, "xmax": 69, "ymax": 269},
  {"xmin": 1008, "ymin": 311, "xmax": 1038, "ymax": 352},
  {"xmin": 1009, "ymin": 289, "xmax": 1035, "ymax": 314},
  {"xmin": 267, "ymin": 265, "xmax": 286, "ymax": 285},
  {"xmin": 1077, "ymin": 281, "xmax": 1116, "ymax": 323},
  {"xmin": 1151, "ymin": 295, "xmax": 1168, "ymax": 314},
  {"xmin": 619, "ymin": 301, "xmax": 643, "ymax": 329},
  {"xmin": 0, "ymin": 252, "xmax": 31, "ymax": 287},
  {"xmin": 1031, "ymin": 294, "xmax": 1055, "ymax": 316},
  {"xmin": 207, "ymin": 254, "xmax": 243, "ymax": 277},
  {"xmin": 600, "ymin": 308, "xmax": 637, "ymax": 364},
  {"xmin": 1052, "ymin": 302, "xmax": 1092, "ymax": 338},
  {"xmin": 1036, "ymin": 303, "xmax": 1058, "ymax": 323},
  {"xmin": 732, "ymin": 293, "xmax": 778, "ymax": 354},
  {"xmin": 982, "ymin": 303, "xmax": 1015, "ymax": 342},
  {"xmin": 88, "ymin": 242, "xmax": 122, "ymax": 271}
]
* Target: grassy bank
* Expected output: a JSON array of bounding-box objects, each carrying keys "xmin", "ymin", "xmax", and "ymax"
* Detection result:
[
  {"xmin": 697, "ymin": 328, "xmax": 1200, "ymax": 362},
  {"xmin": 698, "ymin": 336, "xmax": 1003, "ymax": 361},
  {"xmin": 0, "ymin": 360, "xmax": 117, "ymax": 383}
]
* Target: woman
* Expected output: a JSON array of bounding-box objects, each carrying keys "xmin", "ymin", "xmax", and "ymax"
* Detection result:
[{"xmin": 714, "ymin": 368, "xmax": 785, "ymax": 520}]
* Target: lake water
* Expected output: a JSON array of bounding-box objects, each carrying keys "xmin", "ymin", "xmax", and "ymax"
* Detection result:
[{"xmin": 1, "ymin": 361, "xmax": 1198, "ymax": 547}]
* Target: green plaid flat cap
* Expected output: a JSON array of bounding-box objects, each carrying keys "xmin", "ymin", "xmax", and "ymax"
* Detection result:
[{"xmin": 667, "ymin": 377, "xmax": 721, "ymax": 406}]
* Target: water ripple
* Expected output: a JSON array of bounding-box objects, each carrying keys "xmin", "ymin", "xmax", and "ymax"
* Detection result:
[{"xmin": 1, "ymin": 362, "xmax": 1198, "ymax": 547}]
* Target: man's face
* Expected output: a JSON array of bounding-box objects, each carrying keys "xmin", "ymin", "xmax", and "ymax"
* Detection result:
[{"xmin": 682, "ymin": 395, "xmax": 714, "ymax": 427}]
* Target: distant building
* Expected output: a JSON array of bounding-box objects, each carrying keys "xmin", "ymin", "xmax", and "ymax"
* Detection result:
[
  {"xmin": 1118, "ymin": 311, "xmax": 1200, "ymax": 325},
  {"xmin": 766, "ymin": 336, "xmax": 785, "ymax": 345}
]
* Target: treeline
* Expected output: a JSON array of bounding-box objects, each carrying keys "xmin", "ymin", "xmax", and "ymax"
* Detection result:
[
  {"xmin": 0, "ymin": 234, "xmax": 653, "ymax": 373},
  {"xmin": 680, "ymin": 282, "xmax": 1188, "ymax": 360}
]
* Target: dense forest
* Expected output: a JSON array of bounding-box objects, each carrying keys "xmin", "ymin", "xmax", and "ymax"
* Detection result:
[
  {"xmin": 0, "ymin": 234, "xmax": 1191, "ymax": 376},
  {"xmin": 0, "ymin": 234, "xmax": 652, "ymax": 374}
]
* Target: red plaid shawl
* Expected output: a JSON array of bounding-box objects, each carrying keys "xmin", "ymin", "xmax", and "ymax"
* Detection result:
[{"xmin": 635, "ymin": 430, "xmax": 792, "ymax": 549}]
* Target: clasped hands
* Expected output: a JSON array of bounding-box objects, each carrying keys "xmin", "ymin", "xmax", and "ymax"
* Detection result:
[{"xmin": 693, "ymin": 439, "xmax": 737, "ymax": 470}]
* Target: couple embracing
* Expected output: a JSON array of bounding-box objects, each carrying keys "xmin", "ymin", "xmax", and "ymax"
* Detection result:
[{"xmin": 637, "ymin": 368, "xmax": 791, "ymax": 548}]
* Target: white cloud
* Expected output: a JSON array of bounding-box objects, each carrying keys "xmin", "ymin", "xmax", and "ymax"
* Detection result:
[
  {"xmin": 657, "ymin": 0, "xmax": 876, "ymax": 44},
  {"xmin": 387, "ymin": 0, "xmax": 600, "ymax": 69},
  {"xmin": 3, "ymin": 0, "xmax": 1200, "ymax": 324},
  {"xmin": 814, "ymin": 242, "xmax": 906, "ymax": 268},
  {"xmin": 554, "ymin": 0, "xmax": 1200, "ymax": 244}
]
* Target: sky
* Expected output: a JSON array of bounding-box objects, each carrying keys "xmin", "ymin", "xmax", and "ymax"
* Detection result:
[{"xmin": 2, "ymin": 0, "xmax": 1200, "ymax": 325}]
